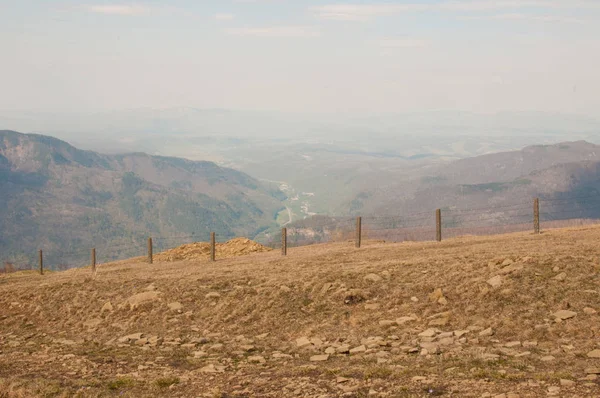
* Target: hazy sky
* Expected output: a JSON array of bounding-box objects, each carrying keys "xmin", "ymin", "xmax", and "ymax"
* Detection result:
[{"xmin": 1, "ymin": 0, "xmax": 600, "ymax": 116}]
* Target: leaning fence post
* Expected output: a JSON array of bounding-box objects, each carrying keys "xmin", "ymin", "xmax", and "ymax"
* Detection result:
[
  {"xmin": 39, "ymin": 250, "xmax": 43, "ymax": 275},
  {"xmin": 147, "ymin": 237, "xmax": 153, "ymax": 264},
  {"xmin": 210, "ymin": 232, "xmax": 216, "ymax": 262},
  {"xmin": 91, "ymin": 248, "xmax": 96, "ymax": 274},
  {"xmin": 534, "ymin": 198, "xmax": 540, "ymax": 234},
  {"xmin": 436, "ymin": 209, "xmax": 442, "ymax": 242},
  {"xmin": 355, "ymin": 217, "xmax": 362, "ymax": 248},
  {"xmin": 282, "ymin": 227, "xmax": 287, "ymax": 256}
]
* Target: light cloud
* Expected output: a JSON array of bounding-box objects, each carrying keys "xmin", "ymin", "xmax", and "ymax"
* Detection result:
[
  {"xmin": 377, "ymin": 38, "xmax": 428, "ymax": 48},
  {"xmin": 85, "ymin": 5, "xmax": 151, "ymax": 16},
  {"xmin": 226, "ymin": 26, "xmax": 320, "ymax": 38},
  {"xmin": 214, "ymin": 13, "xmax": 235, "ymax": 21},
  {"xmin": 312, "ymin": 1, "xmax": 600, "ymax": 20},
  {"xmin": 460, "ymin": 13, "xmax": 586, "ymax": 23}
]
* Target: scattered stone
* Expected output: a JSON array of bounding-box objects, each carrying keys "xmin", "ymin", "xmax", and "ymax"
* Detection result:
[
  {"xmin": 486, "ymin": 275, "xmax": 503, "ymax": 288},
  {"xmin": 127, "ymin": 291, "xmax": 160, "ymax": 309},
  {"xmin": 325, "ymin": 347, "xmax": 336, "ymax": 354},
  {"xmin": 296, "ymin": 337, "xmax": 312, "ymax": 348},
  {"xmin": 118, "ymin": 333, "xmax": 144, "ymax": 344},
  {"xmin": 248, "ymin": 356, "xmax": 266, "ymax": 364},
  {"xmin": 379, "ymin": 320, "xmax": 396, "ymax": 327},
  {"xmin": 547, "ymin": 386, "xmax": 560, "ymax": 395},
  {"xmin": 167, "ymin": 302, "xmax": 183, "ymax": 311},
  {"xmin": 584, "ymin": 307, "xmax": 597, "ymax": 315},
  {"xmin": 309, "ymin": 354, "xmax": 329, "ymax": 362},
  {"xmin": 553, "ymin": 272, "xmax": 567, "ymax": 281},
  {"xmin": 501, "ymin": 259, "xmax": 514, "ymax": 266},
  {"xmin": 396, "ymin": 316, "xmax": 417, "ymax": 325},
  {"xmin": 523, "ymin": 341, "xmax": 538, "ymax": 348},
  {"xmin": 336, "ymin": 377, "xmax": 350, "ymax": 384},
  {"xmin": 411, "ymin": 297, "xmax": 419, "ymax": 302},
  {"xmin": 349, "ymin": 345, "xmax": 367, "ymax": 354},
  {"xmin": 479, "ymin": 328, "xmax": 494, "ymax": 337},
  {"xmin": 585, "ymin": 368, "xmax": 600, "ymax": 374},
  {"xmin": 541, "ymin": 356, "xmax": 555, "ymax": 362},
  {"xmin": 418, "ymin": 329, "xmax": 438, "ymax": 338},
  {"xmin": 553, "ymin": 310, "xmax": 577, "ymax": 320},
  {"xmin": 504, "ymin": 341, "xmax": 521, "ymax": 348},
  {"xmin": 205, "ymin": 292, "xmax": 221, "ymax": 299},
  {"xmin": 560, "ymin": 379, "xmax": 575, "ymax": 387},
  {"xmin": 365, "ymin": 303, "xmax": 380, "ymax": 310},
  {"xmin": 101, "ymin": 301, "xmax": 113, "ymax": 313},
  {"xmin": 428, "ymin": 317, "xmax": 449, "ymax": 327},
  {"xmin": 200, "ymin": 364, "xmax": 225, "ymax": 373},
  {"xmin": 586, "ymin": 350, "xmax": 600, "ymax": 358},
  {"xmin": 336, "ymin": 345, "xmax": 350, "ymax": 354},
  {"xmin": 364, "ymin": 274, "xmax": 382, "ymax": 283},
  {"xmin": 429, "ymin": 288, "xmax": 447, "ymax": 305},
  {"xmin": 83, "ymin": 318, "xmax": 102, "ymax": 328}
]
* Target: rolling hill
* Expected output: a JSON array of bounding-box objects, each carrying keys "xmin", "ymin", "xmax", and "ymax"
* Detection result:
[
  {"xmin": 0, "ymin": 130, "xmax": 285, "ymax": 268},
  {"xmin": 1, "ymin": 226, "xmax": 600, "ymax": 396}
]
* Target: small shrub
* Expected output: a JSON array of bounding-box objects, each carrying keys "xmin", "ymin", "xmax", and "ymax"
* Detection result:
[{"xmin": 154, "ymin": 377, "xmax": 179, "ymax": 389}]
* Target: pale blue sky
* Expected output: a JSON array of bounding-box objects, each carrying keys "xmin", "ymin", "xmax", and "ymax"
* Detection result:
[{"xmin": 1, "ymin": 0, "xmax": 599, "ymax": 116}]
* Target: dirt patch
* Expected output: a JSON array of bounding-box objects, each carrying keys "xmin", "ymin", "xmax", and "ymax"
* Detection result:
[{"xmin": 154, "ymin": 237, "xmax": 272, "ymax": 262}]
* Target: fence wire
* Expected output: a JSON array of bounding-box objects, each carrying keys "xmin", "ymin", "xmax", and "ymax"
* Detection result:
[{"xmin": 4, "ymin": 194, "xmax": 600, "ymax": 273}]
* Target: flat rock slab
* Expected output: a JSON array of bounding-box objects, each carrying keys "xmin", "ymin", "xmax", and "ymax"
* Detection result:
[{"xmin": 553, "ymin": 310, "xmax": 577, "ymax": 320}]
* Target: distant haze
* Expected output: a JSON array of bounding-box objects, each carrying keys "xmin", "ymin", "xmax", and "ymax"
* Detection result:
[{"xmin": 1, "ymin": 1, "xmax": 600, "ymax": 118}]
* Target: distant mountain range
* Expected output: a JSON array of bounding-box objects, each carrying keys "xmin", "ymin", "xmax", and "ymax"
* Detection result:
[
  {"xmin": 0, "ymin": 130, "xmax": 285, "ymax": 267},
  {"xmin": 356, "ymin": 140, "xmax": 600, "ymax": 216}
]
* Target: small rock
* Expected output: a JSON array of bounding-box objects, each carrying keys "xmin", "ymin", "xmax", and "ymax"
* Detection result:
[
  {"xmin": 349, "ymin": 345, "xmax": 367, "ymax": 354},
  {"xmin": 309, "ymin": 354, "xmax": 329, "ymax": 362},
  {"xmin": 585, "ymin": 368, "xmax": 600, "ymax": 374},
  {"xmin": 479, "ymin": 328, "xmax": 494, "ymax": 337},
  {"xmin": 396, "ymin": 316, "xmax": 417, "ymax": 325},
  {"xmin": 365, "ymin": 303, "xmax": 380, "ymax": 310},
  {"xmin": 205, "ymin": 292, "xmax": 221, "ymax": 299},
  {"xmin": 296, "ymin": 337, "xmax": 312, "ymax": 348},
  {"xmin": 523, "ymin": 341, "xmax": 538, "ymax": 347},
  {"xmin": 418, "ymin": 329, "xmax": 438, "ymax": 338},
  {"xmin": 501, "ymin": 259, "xmax": 514, "ymax": 266},
  {"xmin": 364, "ymin": 274, "xmax": 382, "ymax": 283},
  {"xmin": 541, "ymin": 355, "xmax": 555, "ymax": 362},
  {"xmin": 337, "ymin": 377, "xmax": 350, "ymax": 383},
  {"xmin": 553, "ymin": 272, "xmax": 567, "ymax": 281},
  {"xmin": 411, "ymin": 297, "xmax": 419, "ymax": 302},
  {"xmin": 584, "ymin": 307, "xmax": 597, "ymax": 315},
  {"xmin": 586, "ymin": 349, "xmax": 600, "ymax": 358},
  {"xmin": 486, "ymin": 275, "xmax": 503, "ymax": 288},
  {"xmin": 504, "ymin": 341, "xmax": 521, "ymax": 348},
  {"xmin": 553, "ymin": 310, "xmax": 577, "ymax": 320},
  {"xmin": 547, "ymin": 386, "xmax": 560, "ymax": 395},
  {"xmin": 101, "ymin": 301, "xmax": 113, "ymax": 313},
  {"xmin": 167, "ymin": 302, "xmax": 183, "ymax": 311},
  {"xmin": 127, "ymin": 291, "xmax": 161, "ymax": 309},
  {"xmin": 325, "ymin": 347, "xmax": 336, "ymax": 354},
  {"xmin": 248, "ymin": 356, "xmax": 266, "ymax": 364},
  {"xmin": 379, "ymin": 320, "xmax": 396, "ymax": 327},
  {"xmin": 559, "ymin": 379, "xmax": 575, "ymax": 387}
]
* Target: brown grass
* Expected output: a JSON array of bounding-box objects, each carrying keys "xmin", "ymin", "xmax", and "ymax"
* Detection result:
[{"xmin": 1, "ymin": 225, "xmax": 600, "ymax": 396}]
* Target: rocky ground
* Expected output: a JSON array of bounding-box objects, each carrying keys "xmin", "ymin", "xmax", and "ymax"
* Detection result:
[{"xmin": 1, "ymin": 226, "xmax": 600, "ymax": 397}]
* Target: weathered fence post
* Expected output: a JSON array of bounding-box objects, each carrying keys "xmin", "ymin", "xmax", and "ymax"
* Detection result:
[
  {"xmin": 436, "ymin": 209, "xmax": 442, "ymax": 242},
  {"xmin": 210, "ymin": 232, "xmax": 216, "ymax": 262},
  {"xmin": 91, "ymin": 248, "xmax": 96, "ymax": 274},
  {"xmin": 355, "ymin": 217, "xmax": 362, "ymax": 248},
  {"xmin": 147, "ymin": 237, "xmax": 153, "ymax": 264},
  {"xmin": 534, "ymin": 198, "xmax": 540, "ymax": 234},
  {"xmin": 282, "ymin": 227, "xmax": 287, "ymax": 256},
  {"xmin": 39, "ymin": 250, "xmax": 43, "ymax": 275}
]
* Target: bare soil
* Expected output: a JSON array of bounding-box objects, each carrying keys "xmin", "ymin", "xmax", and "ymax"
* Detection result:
[{"xmin": 1, "ymin": 226, "xmax": 600, "ymax": 397}]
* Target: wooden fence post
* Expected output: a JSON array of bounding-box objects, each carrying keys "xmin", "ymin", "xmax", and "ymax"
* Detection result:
[
  {"xmin": 91, "ymin": 248, "xmax": 96, "ymax": 274},
  {"xmin": 534, "ymin": 198, "xmax": 540, "ymax": 234},
  {"xmin": 282, "ymin": 228, "xmax": 287, "ymax": 256},
  {"xmin": 436, "ymin": 209, "xmax": 442, "ymax": 242},
  {"xmin": 210, "ymin": 232, "xmax": 216, "ymax": 262},
  {"xmin": 147, "ymin": 237, "xmax": 153, "ymax": 264},
  {"xmin": 355, "ymin": 217, "xmax": 362, "ymax": 248},
  {"xmin": 39, "ymin": 250, "xmax": 43, "ymax": 275}
]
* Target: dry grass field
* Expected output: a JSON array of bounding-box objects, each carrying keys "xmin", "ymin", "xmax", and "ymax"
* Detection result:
[{"xmin": 1, "ymin": 226, "xmax": 600, "ymax": 397}]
